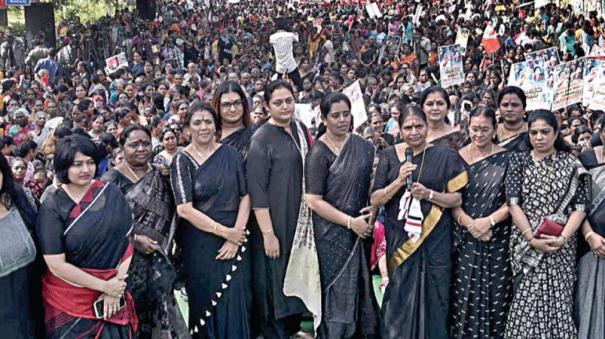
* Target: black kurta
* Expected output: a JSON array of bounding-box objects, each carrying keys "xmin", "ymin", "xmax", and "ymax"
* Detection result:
[{"xmin": 246, "ymin": 120, "xmax": 309, "ymax": 322}]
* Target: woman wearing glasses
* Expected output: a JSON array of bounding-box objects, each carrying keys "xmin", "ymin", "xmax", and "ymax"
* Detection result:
[
  {"xmin": 212, "ymin": 80, "xmax": 255, "ymax": 160},
  {"xmin": 451, "ymin": 107, "xmax": 512, "ymax": 338}
]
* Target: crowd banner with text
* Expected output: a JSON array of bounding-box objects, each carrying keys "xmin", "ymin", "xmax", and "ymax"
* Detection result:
[
  {"xmin": 438, "ymin": 44, "xmax": 465, "ymax": 88},
  {"xmin": 456, "ymin": 27, "xmax": 470, "ymax": 54},
  {"xmin": 552, "ymin": 58, "xmax": 585, "ymax": 111}
]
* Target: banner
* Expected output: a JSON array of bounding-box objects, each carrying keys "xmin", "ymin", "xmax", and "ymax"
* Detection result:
[
  {"xmin": 525, "ymin": 47, "xmax": 560, "ymax": 68},
  {"xmin": 105, "ymin": 52, "xmax": 128, "ymax": 75},
  {"xmin": 481, "ymin": 24, "xmax": 501, "ymax": 54},
  {"xmin": 455, "ymin": 28, "xmax": 470, "ymax": 54},
  {"xmin": 583, "ymin": 58, "xmax": 602, "ymax": 106},
  {"xmin": 589, "ymin": 61, "xmax": 605, "ymax": 110},
  {"xmin": 508, "ymin": 60, "xmax": 553, "ymax": 110},
  {"xmin": 438, "ymin": 44, "xmax": 465, "ymax": 88},
  {"xmin": 552, "ymin": 58, "xmax": 585, "ymax": 111},
  {"xmin": 342, "ymin": 80, "xmax": 368, "ymax": 129}
]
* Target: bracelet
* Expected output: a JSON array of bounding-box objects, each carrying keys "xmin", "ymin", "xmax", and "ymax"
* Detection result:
[
  {"xmin": 489, "ymin": 215, "xmax": 496, "ymax": 227},
  {"xmin": 560, "ymin": 233, "xmax": 569, "ymax": 242},
  {"xmin": 383, "ymin": 187, "xmax": 389, "ymax": 201},
  {"xmin": 521, "ymin": 228, "xmax": 532, "ymax": 239},
  {"xmin": 586, "ymin": 231, "xmax": 595, "ymax": 241},
  {"xmin": 346, "ymin": 216, "xmax": 352, "ymax": 229},
  {"xmin": 261, "ymin": 229, "xmax": 274, "ymax": 235},
  {"xmin": 427, "ymin": 190, "xmax": 434, "ymax": 202},
  {"xmin": 211, "ymin": 222, "xmax": 218, "ymax": 234},
  {"xmin": 456, "ymin": 214, "xmax": 465, "ymax": 226}
]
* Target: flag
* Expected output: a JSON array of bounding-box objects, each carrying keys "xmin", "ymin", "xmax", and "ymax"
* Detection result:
[{"xmin": 481, "ymin": 24, "xmax": 501, "ymax": 54}]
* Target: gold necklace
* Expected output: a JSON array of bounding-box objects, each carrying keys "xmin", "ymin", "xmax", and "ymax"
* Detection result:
[
  {"xmin": 469, "ymin": 143, "xmax": 495, "ymax": 163},
  {"xmin": 325, "ymin": 133, "xmax": 348, "ymax": 153},
  {"xmin": 125, "ymin": 163, "xmax": 149, "ymax": 182}
]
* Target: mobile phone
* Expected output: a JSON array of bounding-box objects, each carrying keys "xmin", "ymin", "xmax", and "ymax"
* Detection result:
[{"xmin": 94, "ymin": 295, "xmax": 127, "ymax": 319}]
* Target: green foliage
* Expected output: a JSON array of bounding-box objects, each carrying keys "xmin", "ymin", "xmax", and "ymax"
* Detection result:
[{"xmin": 6, "ymin": 0, "xmax": 133, "ymax": 34}]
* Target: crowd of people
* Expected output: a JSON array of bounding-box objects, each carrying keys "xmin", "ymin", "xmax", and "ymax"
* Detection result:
[{"xmin": 0, "ymin": 0, "xmax": 605, "ymax": 338}]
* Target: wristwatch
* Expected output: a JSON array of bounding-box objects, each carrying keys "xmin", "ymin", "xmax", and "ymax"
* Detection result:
[{"xmin": 489, "ymin": 215, "xmax": 496, "ymax": 227}]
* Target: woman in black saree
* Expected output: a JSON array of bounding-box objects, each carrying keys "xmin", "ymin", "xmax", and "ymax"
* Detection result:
[
  {"xmin": 37, "ymin": 135, "xmax": 137, "ymax": 338},
  {"xmin": 420, "ymin": 86, "xmax": 469, "ymax": 151},
  {"xmin": 212, "ymin": 80, "xmax": 255, "ymax": 160},
  {"xmin": 171, "ymin": 102, "xmax": 250, "ymax": 338},
  {"xmin": 305, "ymin": 92, "xmax": 380, "ymax": 338},
  {"xmin": 576, "ymin": 118, "xmax": 605, "ymax": 339},
  {"xmin": 103, "ymin": 124, "xmax": 189, "ymax": 339},
  {"xmin": 450, "ymin": 106, "xmax": 512, "ymax": 338},
  {"xmin": 496, "ymin": 86, "xmax": 530, "ymax": 152},
  {"xmin": 370, "ymin": 104, "xmax": 468, "ymax": 339}
]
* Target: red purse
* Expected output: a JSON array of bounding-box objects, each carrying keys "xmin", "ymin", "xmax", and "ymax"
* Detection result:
[{"xmin": 534, "ymin": 217, "xmax": 565, "ymax": 239}]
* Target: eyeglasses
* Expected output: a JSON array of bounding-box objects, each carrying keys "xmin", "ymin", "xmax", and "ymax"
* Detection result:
[{"xmin": 220, "ymin": 99, "xmax": 243, "ymax": 110}]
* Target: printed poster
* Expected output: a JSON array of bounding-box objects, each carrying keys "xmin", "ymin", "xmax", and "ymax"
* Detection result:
[
  {"xmin": 438, "ymin": 44, "xmax": 465, "ymax": 88},
  {"xmin": 508, "ymin": 60, "xmax": 553, "ymax": 110},
  {"xmin": 455, "ymin": 27, "xmax": 470, "ymax": 54},
  {"xmin": 342, "ymin": 80, "xmax": 368, "ymax": 129},
  {"xmin": 105, "ymin": 52, "xmax": 128, "ymax": 75},
  {"xmin": 582, "ymin": 58, "xmax": 602, "ymax": 106},
  {"xmin": 552, "ymin": 59, "xmax": 584, "ymax": 111},
  {"xmin": 587, "ymin": 61, "xmax": 605, "ymax": 110}
]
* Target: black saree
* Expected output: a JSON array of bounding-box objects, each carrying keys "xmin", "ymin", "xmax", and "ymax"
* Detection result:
[
  {"xmin": 429, "ymin": 130, "xmax": 469, "ymax": 152},
  {"xmin": 102, "ymin": 168, "xmax": 189, "ymax": 339},
  {"xmin": 220, "ymin": 126, "xmax": 255, "ymax": 160},
  {"xmin": 171, "ymin": 145, "xmax": 250, "ymax": 339},
  {"xmin": 497, "ymin": 132, "xmax": 531, "ymax": 153},
  {"xmin": 373, "ymin": 145, "xmax": 468, "ymax": 339},
  {"xmin": 451, "ymin": 152, "xmax": 512, "ymax": 339},
  {"xmin": 305, "ymin": 135, "xmax": 380, "ymax": 338}
]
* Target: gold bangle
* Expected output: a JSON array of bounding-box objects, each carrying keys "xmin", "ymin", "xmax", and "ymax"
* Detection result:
[
  {"xmin": 347, "ymin": 216, "xmax": 352, "ymax": 229},
  {"xmin": 261, "ymin": 228, "xmax": 274, "ymax": 235},
  {"xmin": 456, "ymin": 214, "xmax": 464, "ymax": 226},
  {"xmin": 586, "ymin": 231, "xmax": 595, "ymax": 241},
  {"xmin": 521, "ymin": 228, "xmax": 532, "ymax": 239},
  {"xmin": 383, "ymin": 187, "xmax": 389, "ymax": 201},
  {"xmin": 211, "ymin": 222, "xmax": 218, "ymax": 234}
]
